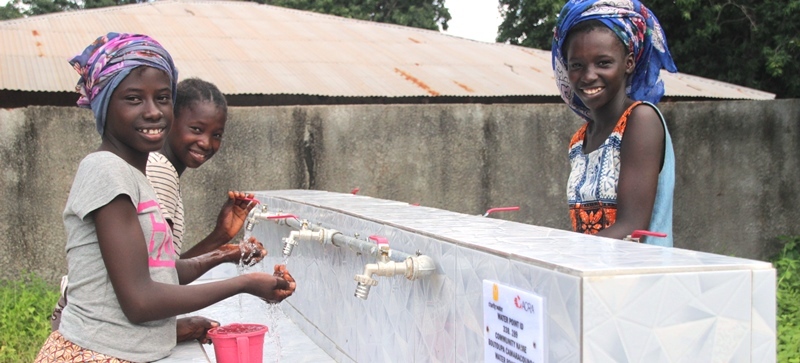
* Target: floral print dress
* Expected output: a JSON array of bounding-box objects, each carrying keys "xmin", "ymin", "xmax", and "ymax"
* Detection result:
[{"xmin": 567, "ymin": 102, "xmax": 641, "ymax": 234}]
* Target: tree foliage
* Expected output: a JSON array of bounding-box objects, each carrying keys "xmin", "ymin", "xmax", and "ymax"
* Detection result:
[
  {"xmin": 83, "ymin": 0, "xmax": 145, "ymax": 9},
  {"xmin": 0, "ymin": 3, "xmax": 23, "ymax": 20},
  {"xmin": 261, "ymin": 0, "xmax": 450, "ymax": 31},
  {"xmin": 0, "ymin": 0, "xmax": 80, "ymax": 20},
  {"xmin": 0, "ymin": 0, "xmax": 142, "ymax": 20},
  {"xmin": 497, "ymin": 0, "xmax": 800, "ymax": 98},
  {"xmin": 22, "ymin": 0, "xmax": 80, "ymax": 16},
  {"xmin": 1, "ymin": 0, "xmax": 450, "ymax": 33},
  {"xmin": 497, "ymin": 0, "xmax": 562, "ymax": 49}
]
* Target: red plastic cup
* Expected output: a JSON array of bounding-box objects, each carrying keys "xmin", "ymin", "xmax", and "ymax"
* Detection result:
[{"xmin": 207, "ymin": 323, "xmax": 268, "ymax": 363}]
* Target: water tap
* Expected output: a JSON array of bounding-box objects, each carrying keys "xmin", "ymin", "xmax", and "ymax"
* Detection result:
[
  {"xmin": 281, "ymin": 220, "xmax": 324, "ymax": 257},
  {"xmin": 482, "ymin": 206, "xmax": 520, "ymax": 217},
  {"xmin": 245, "ymin": 204, "xmax": 270, "ymax": 232},
  {"xmin": 623, "ymin": 230, "xmax": 668, "ymax": 243},
  {"xmin": 354, "ymin": 235, "xmax": 436, "ymax": 300}
]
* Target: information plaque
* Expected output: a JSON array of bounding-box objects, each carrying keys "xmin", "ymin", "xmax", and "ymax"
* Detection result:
[{"xmin": 483, "ymin": 280, "xmax": 545, "ymax": 363}]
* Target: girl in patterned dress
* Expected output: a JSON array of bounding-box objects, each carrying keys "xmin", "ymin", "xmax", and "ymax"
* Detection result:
[{"xmin": 551, "ymin": 0, "xmax": 677, "ymax": 246}]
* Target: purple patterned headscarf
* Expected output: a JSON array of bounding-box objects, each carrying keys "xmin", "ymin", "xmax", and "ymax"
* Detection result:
[
  {"xmin": 69, "ymin": 32, "xmax": 178, "ymax": 135},
  {"xmin": 552, "ymin": 0, "xmax": 677, "ymax": 121}
]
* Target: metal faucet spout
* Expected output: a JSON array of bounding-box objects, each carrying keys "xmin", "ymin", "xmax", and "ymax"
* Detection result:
[
  {"xmin": 354, "ymin": 235, "xmax": 435, "ymax": 300},
  {"xmin": 282, "ymin": 223, "xmax": 325, "ymax": 257},
  {"xmin": 245, "ymin": 205, "xmax": 270, "ymax": 232}
]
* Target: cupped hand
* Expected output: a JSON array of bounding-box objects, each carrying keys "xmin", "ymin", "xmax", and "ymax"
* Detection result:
[
  {"xmin": 177, "ymin": 316, "xmax": 219, "ymax": 344},
  {"xmin": 268, "ymin": 265, "xmax": 296, "ymax": 303},
  {"xmin": 245, "ymin": 265, "xmax": 296, "ymax": 303},
  {"xmin": 214, "ymin": 191, "xmax": 258, "ymax": 241}
]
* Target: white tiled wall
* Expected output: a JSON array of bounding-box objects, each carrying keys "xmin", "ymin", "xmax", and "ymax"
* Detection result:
[
  {"xmin": 751, "ymin": 268, "xmax": 777, "ymax": 362},
  {"xmin": 583, "ymin": 270, "xmax": 753, "ymax": 362},
  {"xmin": 248, "ymin": 190, "xmax": 775, "ymax": 363}
]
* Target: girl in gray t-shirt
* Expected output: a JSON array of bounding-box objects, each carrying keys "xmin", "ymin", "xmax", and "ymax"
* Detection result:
[{"xmin": 35, "ymin": 33, "xmax": 296, "ymax": 363}]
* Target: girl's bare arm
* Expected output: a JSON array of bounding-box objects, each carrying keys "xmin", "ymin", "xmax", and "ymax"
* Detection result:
[
  {"xmin": 175, "ymin": 238, "xmax": 266, "ymax": 285},
  {"xmin": 94, "ymin": 195, "xmax": 294, "ymax": 323},
  {"xmin": 597, "ymin": 105, "xmax": 665, "ymax": 240}
]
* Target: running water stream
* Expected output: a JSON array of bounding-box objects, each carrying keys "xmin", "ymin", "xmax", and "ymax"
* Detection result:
[{"xmin": 236, "ymin": 230, "xmax": 284, "ymax": 361}]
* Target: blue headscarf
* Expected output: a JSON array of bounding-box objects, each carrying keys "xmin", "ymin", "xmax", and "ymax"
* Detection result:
[
  {"xmin": 552, "ymin": 0, "xmax": 677, "ymax": 120},
  {"xmin": 69, "ymin": 32, "xmax": 178, "ymax": 135}
]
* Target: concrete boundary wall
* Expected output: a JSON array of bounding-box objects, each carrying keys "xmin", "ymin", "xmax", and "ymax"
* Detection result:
[{"xmin": 1, "ymin": 100, "xmax": 797, "ymax": 282}]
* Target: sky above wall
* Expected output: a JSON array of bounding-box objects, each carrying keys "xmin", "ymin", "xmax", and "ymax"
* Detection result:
[{"xmin": 442, "ymin": 0, "xmax": 503, "ymax": 43}]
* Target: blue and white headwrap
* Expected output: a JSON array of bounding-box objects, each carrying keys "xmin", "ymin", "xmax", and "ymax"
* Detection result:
[
  {"xmin": 69, "ymin": 32, "xmax": 178, "ymax": 135},
  {"xmin": 552, "ymin": 0, "xmax": 677, "ymax": 120}
]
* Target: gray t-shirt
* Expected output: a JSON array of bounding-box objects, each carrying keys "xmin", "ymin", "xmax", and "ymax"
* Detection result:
[{"xmin": 59, "ymin": 152, "xmax": 179, "ymax": 362}]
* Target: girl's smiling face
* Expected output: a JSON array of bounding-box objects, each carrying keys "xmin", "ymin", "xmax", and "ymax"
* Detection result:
[
  {"xmin": 565, "ymin": 27, "xmax": 634, "ymax": 112},
  {"xmin": 105, "ymin": 66, "xmax": 173, "ymax": 159},
  {"xmin": 166, "ymin": 100, "xmax": 226, "ymax": 174}
]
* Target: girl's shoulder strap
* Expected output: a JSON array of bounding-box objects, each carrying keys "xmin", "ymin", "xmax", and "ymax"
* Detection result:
[
  {"xmin": 613, "ymin": 101, "xmax": 643, "ymax": 134},
  {"xmin": 638, "ymin": 101, "xmax": 667, "ymax": 126},
  {"xmin": 616, "ymin": 101, "xmax": 668, "ymax": 135},
  {"xmin": 569, "ymin": 122, "xmax": 589, "ymax": 150}
]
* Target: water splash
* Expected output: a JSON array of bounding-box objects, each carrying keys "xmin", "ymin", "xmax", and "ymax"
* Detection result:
[{"xmin": 237, "ymin": 231, "xmax": 261, "ymax": 320}]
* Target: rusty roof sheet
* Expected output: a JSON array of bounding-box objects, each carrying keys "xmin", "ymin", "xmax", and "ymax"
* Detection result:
[{"xmin": 0, "ymin": 0, "xmax": 775, "ymax": 100}]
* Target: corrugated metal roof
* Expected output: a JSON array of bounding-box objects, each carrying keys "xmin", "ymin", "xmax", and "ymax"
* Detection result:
[{"xmin": 0, "ymin": 0, "xmax": 775, "ymax": 100}]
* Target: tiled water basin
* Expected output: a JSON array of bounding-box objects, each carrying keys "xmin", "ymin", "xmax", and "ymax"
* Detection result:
[
  {"xmin": 157, "ymin": 263, "xmax": 334, "ymax": 363},
  {"xmin": 244, "ymin": 190, "xmax": 776, "ymax": 362}
]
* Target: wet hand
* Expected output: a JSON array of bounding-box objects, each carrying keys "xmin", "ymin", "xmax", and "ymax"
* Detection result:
[
  {"xmin": 214, "ymin": 191, "xmax": 257, "ymax": 240},
  {"xmin": 219, "ymin": 237, "xmax": 267, "ymax": 265},
  {"xmin": 247, "ymin": 265, "xmax": 296, "ymax": 303},
  {"xmin": 177, "ymin": 316, "xmax": 219, "ymax": 344},
  {"xmin": 266, "ymin": 265, "xmax": 296, "ymax": 303}
]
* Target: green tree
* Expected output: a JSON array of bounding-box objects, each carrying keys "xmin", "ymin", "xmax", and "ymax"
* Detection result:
[
  {"xmin": 0, "ymin": 0, "xmax": 187, "ymax": 19},
  {"xmin": 83, "ymin": 0, "xmax": 143, "ymax": 9},
  {"xmin": 0, "ymin": 0, "xmax": 79, "ymax": 18},
  {"xmin": 1, "ymin": 0, "xmax": 450, "ymax": 32},
  {"xmin": 497, "ymin": 0, "xmax": 562, "ymax": 49},
  {"xmin": 22, "ymin": 0, "xmax": 80, "ymax": 15},
  {"xmin": 497, "ymin": 0, "xmax": 800, "ymax": 98},
  {"xmin": 648, "ymin": 0, "xmax": 799, "ymax": 98},
  {"xmin": 262, "ymin": 0, "xmax": 451, "ymax": 31},
  {"xmin": 0, "ymin": 3, "xmax": 23, "ymax": 20}
]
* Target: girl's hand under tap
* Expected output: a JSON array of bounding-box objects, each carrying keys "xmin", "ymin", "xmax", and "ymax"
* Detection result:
[{"xmin": 247, "ymin": 265, "xmax": 296, "ymax": 304}]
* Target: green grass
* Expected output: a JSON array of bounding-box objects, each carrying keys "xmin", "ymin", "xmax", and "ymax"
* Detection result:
[
  {"xmin": 775, "ymin": 235, "xmax": 800, "ymax": 362},
  {"xmin": 0, "ymin": 273, "xmax": 59, "ymax": 363}
]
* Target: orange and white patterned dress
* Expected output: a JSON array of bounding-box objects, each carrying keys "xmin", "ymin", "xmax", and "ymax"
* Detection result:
[{"xmin": 567, "ymin": 102, "xmax": 641, "ymax": 235}]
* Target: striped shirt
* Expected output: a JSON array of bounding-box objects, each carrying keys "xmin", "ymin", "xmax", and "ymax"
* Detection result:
[{"xmin": 146, "ymin": 152, "xmax": 185, "ymax": 254}]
